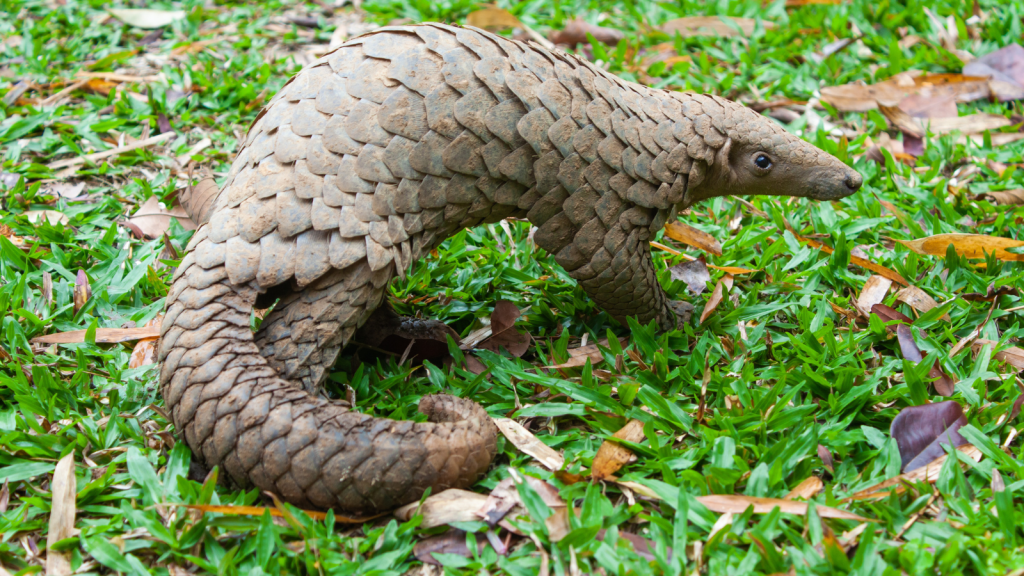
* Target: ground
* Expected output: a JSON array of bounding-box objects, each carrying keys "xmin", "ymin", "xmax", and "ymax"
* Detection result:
[{"xmin": 2, "ymin": 0, "xmax": 1024, "ymax": 574}]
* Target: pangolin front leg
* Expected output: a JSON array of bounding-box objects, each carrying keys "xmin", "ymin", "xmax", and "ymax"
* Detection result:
[{"xmin": 161, "ymin": 22, "xmax": 861, "ymax": 513}]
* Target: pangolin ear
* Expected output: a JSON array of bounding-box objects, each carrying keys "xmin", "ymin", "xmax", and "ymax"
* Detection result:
[{"xmin": 715, "ymin": 137, "xmax": 733, "ymax": 176}]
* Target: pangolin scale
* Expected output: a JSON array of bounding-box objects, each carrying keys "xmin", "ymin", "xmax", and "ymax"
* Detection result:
[{"xmin": 159, "ymin": 22, "xmax": 861, "ymax": 513}]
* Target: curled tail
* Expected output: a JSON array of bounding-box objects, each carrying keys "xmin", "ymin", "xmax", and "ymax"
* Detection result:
[{"xmin": 157, "ymin": 245, "xmax": 496, "ymax": 512}]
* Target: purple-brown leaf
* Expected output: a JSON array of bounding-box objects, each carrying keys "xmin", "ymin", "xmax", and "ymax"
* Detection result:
[
  {"xmin": 890, "ymin": 401, "xmax": 969, "ymax": 473},
  {"xmin": 413, "ymin": 530, "xmax": 487, "ymax": 566},
  {"xmin": 895, "ymin": 324, "xmax": 956, "ymax": 396},
  {"xmin": 669, "ymin": 256, "xmax": 711, "ymax": 295}
]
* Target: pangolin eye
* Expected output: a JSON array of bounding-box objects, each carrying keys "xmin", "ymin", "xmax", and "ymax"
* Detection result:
[{"xmin": 754, "ymin": 154, "xmax": 772, "ymax": 170}]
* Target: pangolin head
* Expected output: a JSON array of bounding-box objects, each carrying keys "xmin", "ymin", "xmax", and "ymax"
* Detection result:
[{"xmin": 680, "ymin": 95, "xmax": 862, "ymax": 208}]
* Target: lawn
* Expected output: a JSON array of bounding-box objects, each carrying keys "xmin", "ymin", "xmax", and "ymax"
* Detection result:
[{"xmin": 2, "ymin": 0, "xmax": 1024, "ymax": 574}]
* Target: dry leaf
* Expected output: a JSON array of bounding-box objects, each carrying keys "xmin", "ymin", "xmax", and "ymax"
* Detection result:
[
  {"xmin": 892, "ymin": 233, "xmax": 1024, "ymax": 262},
  {"xmin": 45, "ymin": 453, "xmax": 76, "ymax": 576},
  {"xmin": 474, "ymin": 301, "xmax": 530, "ymax": 358},
  {"xmin": 870, "ymin": 303, "xmax": 914, "ymax": 330},
  {"xmin": 73, "ymin": 270, "xmax": 90, "ymax": 314},
  {"xmin": 886, "ymin": 110, "xmax": 1013, "ymax": 138},
  {"xmin": 548, "ymin": 17, "xmax": 624, "ymax": 46},
  {"xmin": 661, "ymin": 16, "xmax": 776, "ymax": 38},
  {"xmin": 895, "ymin": 324, "xmax": 956, "ymax": 396},
  {"xmin": 818, "ymin": 445, "xmax": 835, "ymax": 473},
  {"xmin": 128, "ymin": 196, "xmax": 196, "ymax": 239},
  {"xmin": 961, "ymin": 284, "xmax": 1018, "ymax": 302},
  {"xmin": 128, "ymin": 315, "xmax": 163, "ymax": 368},
  {"xmin": 896, "ymin": 286, "xmax": 950, "ymax": 321},
  {"xmin": 891, "ymin": 401, "xmax": 968, "ymax": 472},
  {"xmin": 963, "ymin": 44, "xmax": 1024, "ymax": 93},
  {"xmin": 822, "ymin": 71, "xmax": 1004, "ymax": 113},
  {"xmin": 493, "ymin": 418, "xmax": 565, "ymax": 471},
  {"xmin": 591, "ymin": 419, "xmax": 645, "ymax": 481},
  {"xmin": 699, "ymin": 274, "xmax": 733, "ymax": 324},
  {"xmin": 544, "ymin": 337, "xmax": 626, "ymax": 369},
  {"xmin": 24, "ymin": 210, "xmax": 69, "ymax": 226},
  {"xmin": 669, "ymin": 256, "xmax": 712, "ymax": 295},
  {"xmin": 179, "ymin": 504, "xmax": 375, "ymax": 523},
  {"xmin": 44, "ymin": 182, "xmax": 86, "ymax": 199},
  {"xmin": 650, "ymin": 242, "xmax": 756, "ymax": 274},
  {"xmin": 972, "ymin": 339, "xmax": 1024, "ymax": 371},
  {"xmin": 663, "ymin": 221, "xmax": 723, "ymax": 256},
  {"xmin": 855, "ymin": 275, "xmax": 892, "ymax": 318},
  {"xmin": 31, "ymin": 325, "xmax": 160, "ymax": 345},
  {"xmin": 414, "ymin": 530, "xmax": 488, "ymax": 566},
  {"xmin": 844, "ymin": 445, "xmax": 981, "ymax": 502},
  {"xmin": 789, "ymin": 226, "xmax": 908, "ymax": 285},
  {"xmin": 394, "ymin": 489, "xmax": 488, "ymax": 529},
  {"xmin": 107, "ymin": 8, "xmax": 186, "ymax": 29},
  {"xmin": 695, "ymin": 494, "xmax": 871, "ymax": 522},
  {"xmin": 478, "ymin": 475, "xmax": 565, "ymax": 527},
  {"xmin": 978, "ymin": 188, "xmax": 1024, "ymax": 205},
  {"xmin": 783, "ymin": 476, "xmax": 824, "ymax": 500},
  {"xmin": 465, "ymin": 7, "xmax": 522, "ymax": 31}
]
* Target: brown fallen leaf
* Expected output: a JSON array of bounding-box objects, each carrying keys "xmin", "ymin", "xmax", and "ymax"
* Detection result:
[
  {"xmin": 972, "ymin": 339, "xmax": 1024, "ymax": 371},
  {"xmin": 870, "ymin": 303, "xmax": 914, "ymax": 331},
  {"xmin": 73, "ymin": 270, "xmax": 90, "ymax": 314},
  {"xmin": 492, "ymin": 418, "xmax": 565, "ymax": 471},
  {"xmin": 882, "ymin": 108, "xmax": 1012, "ymax": 138},
  {"xmin": 783, "ymin": 476, "xmax": 824, "ymax": 501},
  {"xmin": 663, "ymin": 221, "xmax": 723, "ymax": 256},
  {"xmin": 31, "ymin": 325, "xmax": 161, "ymax": 345},
  {"xmin": 978, "ymin": 188, "xmax": 1024, "ymax": 205},
  {"xmin": 591, "ymin": 419, "xmax": 645, "ymax": 481},
  {"xmin": 896, "ymin": 286, "xmax": 951, "ymax": 321},
  {"xmin": 650, "ymin": 242, "xmax": 757, "ymax": 274},
  {"xmin": 855, "ymin": 275, "xmax": 893, "ymax": 318},
  {"xmin": 787, "ymin": 224, "xmax": 908, "ymax": 285},
  {"xmin": 661, "ymin": 16, "xmax": 776, "ymax": 38},
  {"xmin": 46, "ymin": 453, "xmax": 76, "ymax": 576},
  {"xmin": 699, "ymin": 273, "xmax": 734, "ymax": 324},
  {"xmin": 818, "ymin": 445, "xmax": 835, "ymax": 474},
  {"xmin": 179, "ymin": 504, "xmax": 377, "ymax": 523},
  {"xmin": 895, "ymin": 324, "xmax": 956, "ymax": 396},
  {"xmin": 864, "ymin": 133, "xmax": 917, "ymax": 165},
  {"xmin": 475, "ymin": 300, "xmax": 530, "ymax": 358},
  {"xmin": 892, "ymin": 233, "xmax": 1024, "ymax": 262},
  {"xmin": 548, "ymin": 17, "xmax": 624, "ymax": 46},
  {"xmin": 843, "ymin": 444, "xmax": 982, "ymax": 501},
  {"xmin": 891, "ymin": 401, "xmax": 968, "ymax": 472},
  {"xmin": 669, "ymin": 256, "xmax": 711, "ymax": 295},
  {"xmin": 24, "ymin": 210, "xmax": 70, "ymax": 226},
  {"xmin": 414, "ymin": 530, "xmax": 489, "ymax": 566},
  {"xmin": 822, "ymin": 71, "xmax": 1004, "ymax": 113},
  {"xmin": 544, "ymin": 337, "xmax": 626, "ymax": 369},
  {"xmin": 128, "ymin": 315, "xmax": 163, "ymax": 368},
  {"xmin": 178, "ymin": 175, "xmax": 218, "ymax": 226},
  {"xmin": 43, "ymin": 182, "xmax": 86, "ymax": 199},
  {"xmin": 961, "ymin": 284, "xmax": 1019, "ymax": 302},
  {"xmin": 694, "ymin": 494, "xmax": 871, "ymax": 522},
  {"xmin": 465, "ymin": 7, "xmax": 522, "ymax": 31},
  {"xmin": 128, "ymin": 196, "xmax": 196, "ymax": 239},
  {"xmin": 394, "ymin": 489, "xmax": 489, "ymax": 529},
  {"xmin": 478, "ymin": 475, "xmax": 565, "ymax": 527},
  {"xmin": 963, "ymin": 44, "xmax": 1024, "ymax": 93}
]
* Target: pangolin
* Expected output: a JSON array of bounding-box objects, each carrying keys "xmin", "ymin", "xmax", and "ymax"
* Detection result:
[{"xmin": 159, "ymin": 23, "xmax": 862, "ymax": 513}]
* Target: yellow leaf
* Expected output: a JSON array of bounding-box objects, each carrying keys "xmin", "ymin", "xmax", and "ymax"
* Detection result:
[
  {"xmin": 892, "ymin": 233, "xmax": 1024, "ymax": 261},
  {"xmin": 465, "ymin": 7, "xmax": 522, "ymax": 31},
  {"xmin": 663, "ymin": 221, "xmax": 723, "ymax": 256}
]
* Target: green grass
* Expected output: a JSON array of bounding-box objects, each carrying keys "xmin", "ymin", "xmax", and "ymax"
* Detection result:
[{"xmin": 2, "ymin": 0, "xmax": 1024, "ymax": 574}]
